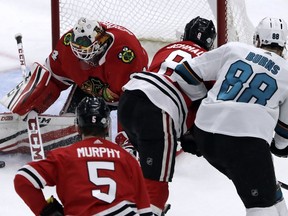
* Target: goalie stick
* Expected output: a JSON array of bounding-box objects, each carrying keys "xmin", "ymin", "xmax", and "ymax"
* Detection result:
[
  {"xmin": 15, "ymin": 33, "xmax": 45, "ymax": 161},
  {"xmin": 15, "ymin": 33, "xmax": 28, "ymax": 78}
]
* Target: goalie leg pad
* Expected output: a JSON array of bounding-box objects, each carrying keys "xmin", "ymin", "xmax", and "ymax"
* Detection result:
[{"xmin": 0, "ymin": 62, "xmax": 61, "ymax": 116}]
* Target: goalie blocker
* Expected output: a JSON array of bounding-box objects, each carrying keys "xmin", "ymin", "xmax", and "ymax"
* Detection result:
[{"xmin": 0, "ymin": 62, "xmax": 61, "ymax": 116}]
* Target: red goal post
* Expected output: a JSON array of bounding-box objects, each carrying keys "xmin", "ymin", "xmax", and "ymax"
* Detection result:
[{"xmin": 51, "ymin": 0, "xmax": 255, "ymax": 50}]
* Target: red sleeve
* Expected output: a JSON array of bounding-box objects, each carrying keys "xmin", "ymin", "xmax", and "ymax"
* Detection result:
[
  {"xmin": 14, "ymin": 175, "xmax": 47, "ymax": 215},
  {"xmin": 47, "ymin": 30, "xmax": 76, "ymax": 90}
]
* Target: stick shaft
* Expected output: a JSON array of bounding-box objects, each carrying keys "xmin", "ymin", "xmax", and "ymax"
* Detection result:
[
  {"xmin": 14, "ymin": 33, "xmax": 45, "ymax": 161},
  {"xmin": 279, "ymin": 181, "xmax": 288, "ymax": 190},
  {"xmin": 15, "ymin": 33, "xmax": 27, "ymax": 78}
]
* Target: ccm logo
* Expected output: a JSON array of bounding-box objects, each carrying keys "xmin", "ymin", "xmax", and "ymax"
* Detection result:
[
  {"xmin": 0, "ymin": 116, "xmax": 13, "ymax": 121},
  {"xmin": 28, "ymin": 117, "xmax": 45, "ymax": 160}
]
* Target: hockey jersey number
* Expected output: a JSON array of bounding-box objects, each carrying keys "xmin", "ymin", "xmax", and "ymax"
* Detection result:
[
  {"xmin": 88, "ymin": 161, "xmax": 116, "ymax": 203},
  {"xmin": 218, "ymin": 60, "xmax": 277, "ymax": 105}
]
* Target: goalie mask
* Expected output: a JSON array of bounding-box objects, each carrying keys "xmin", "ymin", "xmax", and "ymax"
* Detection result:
[
  {"xmin": 76, "ymin": 96, "xmax": 110, "ymax": 129},
  {"xmin": 253, "ymin": 17, "xmax": 288, "ymax": 48},
  {"xmin": 183, "ymin": 16, "xmax": 216, "ymax": 51},
  {"xmin": 70, "ymin": 17, "xmax": 110, "ymax": 62}
]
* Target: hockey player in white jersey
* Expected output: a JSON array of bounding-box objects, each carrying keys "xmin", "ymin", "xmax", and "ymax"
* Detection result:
[
  {"xmin": 176, "ymin": 17, "xmax": 288, "ymax": 216},
  {"xmin": 117, "ymin": 16, "xmax": 216, "ymax": 215}
]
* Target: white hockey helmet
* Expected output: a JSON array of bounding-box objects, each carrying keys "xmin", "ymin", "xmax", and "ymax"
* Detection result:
[
  {"xmin": 70, "ymin": 17, "xmax": 106, "ymax": 61},
  {"xmin": 254, "ymin": 17, "xmax": 288, "ymax": 48}
]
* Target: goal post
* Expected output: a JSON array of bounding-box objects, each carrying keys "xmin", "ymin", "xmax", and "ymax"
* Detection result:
[
  {"xmin": 51, "ymin": 0, "xmax": 255, "ymax": 51},
  {"xmin": 51, "ymin": 0, "xmax": 60, "ymax": 50}
]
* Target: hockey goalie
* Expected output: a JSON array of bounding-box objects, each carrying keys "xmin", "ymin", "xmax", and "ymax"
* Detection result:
[{"xmin": 0, "ymin": 17, "xmax": 148, "ymax": 154}]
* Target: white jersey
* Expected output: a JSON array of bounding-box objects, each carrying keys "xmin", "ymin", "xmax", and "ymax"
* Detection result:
[
  {"xmin": 122, "ymin": 72, "xmax": 207, "ymax": 137},
  {"xmin": 181, "ymin": 42, "xmax": 288, "ymax": 147},
  {"xmin": 122, "ymin": 41, "xmax": 209, "ymax": 137}
]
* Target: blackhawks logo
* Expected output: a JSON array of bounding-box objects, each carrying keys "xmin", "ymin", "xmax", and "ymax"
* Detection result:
[
  {"xmin": 81, "ymin": 77, "xmax": 119, "ymax": 102},
  {"xmin": 118, "ymin": 46, "xmax": 135, "ymax": 63}
]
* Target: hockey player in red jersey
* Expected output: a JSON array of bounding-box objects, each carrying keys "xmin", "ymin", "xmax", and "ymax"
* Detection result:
[
  {"xmin": 117, "ymin": 16, "xmax": 216, "ymax": 215},
  {"xmin": 14, "ymin": 97, "xmax": 153, "ymax": 216},
  {"xmin": 2, "ymin": 17, "xmax": 148, "ymax": 116}
]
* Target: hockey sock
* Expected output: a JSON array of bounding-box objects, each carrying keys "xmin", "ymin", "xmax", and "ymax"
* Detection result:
[{"xmin": 144, "ymin": 178, "xmax": 169, "ymax": 214}]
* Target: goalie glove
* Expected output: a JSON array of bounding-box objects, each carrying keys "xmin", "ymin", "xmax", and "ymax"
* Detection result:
[
  {"xmin": 180, "ymin": 129, "xmax": 202, "ymax": 157},
  {"xmin": 0, "ymin": 62, "xmax": 62, "ymax": 116},
  {"xmin": 270, "ymin": 139, "xmax": 288, "ymax": 158},
  {"xmin": 115, "ymin": 131, "xmax": 138, "ymax": 159},
  {"xmin": 40, "ymin": 196, "xmax": 64, "ymax": 216}
]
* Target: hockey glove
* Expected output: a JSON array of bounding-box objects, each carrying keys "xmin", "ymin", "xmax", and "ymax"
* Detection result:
[
  {"xmin": 115, "ymin": 131, "xmax": 138, "ymax": 159},
  {"xmin": 40, "ymin": 196, "xmax": 64, "ymax": 216},
  {"xmin": 0, "ymin": 62, "xmax": 62, "ymax": 116},
  {"xmin": 180, "ymin": 129, "xmax": 202, "ymax": 157},
  {"xmin": 270, "ymin": 139, "xmax": 288, "ymax": 158}
]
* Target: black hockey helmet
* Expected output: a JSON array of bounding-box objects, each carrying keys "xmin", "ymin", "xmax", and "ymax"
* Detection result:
[
  {"xmin": 183, "ymin": 16, "xmax": 216, "ymax": 50},
  {"xmin": 76, "ymin": 96, "xmax": 110, "ymax": 129}
]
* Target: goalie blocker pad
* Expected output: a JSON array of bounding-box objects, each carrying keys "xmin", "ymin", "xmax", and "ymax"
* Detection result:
[{"xmin": 0, "ymin": 62, "xmax": 61, "ymax": 116}]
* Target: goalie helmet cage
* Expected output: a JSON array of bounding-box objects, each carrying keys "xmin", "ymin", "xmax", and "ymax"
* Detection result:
[{"xmin": 51, "ymin": 0, "xmax": 255, "ymax": 49}]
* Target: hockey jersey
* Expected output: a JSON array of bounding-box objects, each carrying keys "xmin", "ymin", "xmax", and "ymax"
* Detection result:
[
  {"xmin": 123, "ymin": 41, "xmax": 210, "ymax": 137},
  {"xmin": 176, "ymin": 41, "xmax": 288, "ymax": 148},
  {"xmin": 46, "ymin": 21, "xmax": 148, "ymax": 107},
  {"xmin": 14, "ymin": 137, "xmax": 153, "ymax": 216}
]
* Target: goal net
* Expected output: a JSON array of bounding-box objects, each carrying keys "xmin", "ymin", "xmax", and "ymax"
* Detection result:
[{"xmin": 51, "ymin": 0, "xmax": 255, "ymax": 54}]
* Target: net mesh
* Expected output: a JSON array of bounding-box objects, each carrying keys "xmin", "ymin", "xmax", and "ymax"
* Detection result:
[{"xmin": 58, "ymin": 0, "xmax": 255, "ymax": 45}]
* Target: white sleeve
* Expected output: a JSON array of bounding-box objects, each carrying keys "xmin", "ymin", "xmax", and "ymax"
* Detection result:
[
  {"xmin": 186, "ymin": 43, "xmax": 228, "ymax": 81},
  {"xmin": 274, "ymin": 98, "xmax": 288, "ymax": 149}
]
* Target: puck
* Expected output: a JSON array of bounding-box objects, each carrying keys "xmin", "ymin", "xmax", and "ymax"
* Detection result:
[{"xmin": 0, "ymin": 161, "xmax": 5, "ymax": 168}]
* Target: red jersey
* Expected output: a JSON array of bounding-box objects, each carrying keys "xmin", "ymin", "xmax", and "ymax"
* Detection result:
[
  {"xmin": 47, "ymin": 21, "xmax": 148, "ymax": 106},
  {"xmin": 14, "ymin": 137, "xmax": 153, "ymax": 216},
  {"xmin": 148, "ymin": 40, "xmax": 213, "ymax": 131}
]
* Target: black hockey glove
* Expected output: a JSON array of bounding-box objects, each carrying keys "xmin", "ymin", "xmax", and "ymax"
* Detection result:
[
  {"xmin": 180, "ymin": 129, "xmax": 202, "ymax": 157},
  {"xmin": 40, "ymin": 196, "xmax": 64, "ymax": 216},
  {"xmin": 270, "ymin": 139, "xmax": 288, "ymax": 158}
]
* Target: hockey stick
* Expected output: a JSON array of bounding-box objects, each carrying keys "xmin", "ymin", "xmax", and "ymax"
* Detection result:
[
  {"xmin": 15, "ymin": 33, "xmax": 28, "ymax": 78},
  {"xmin": 15, "ymin": 33, "xmax": 45, "ymax": 161},
  {"xmin": 279, "ymin": 181, "xmax": 288, "ymax": 190}
]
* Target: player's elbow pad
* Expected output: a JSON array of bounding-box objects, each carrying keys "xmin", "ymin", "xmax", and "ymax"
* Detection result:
[{"xmin": 0, "ymin": 62, "xmax": 61, "ymax": 116}]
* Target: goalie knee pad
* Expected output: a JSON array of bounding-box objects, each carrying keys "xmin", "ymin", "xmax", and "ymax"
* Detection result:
[{"xmin": 0, "ymin": 62, "xmax": 61, "ymax": 116}]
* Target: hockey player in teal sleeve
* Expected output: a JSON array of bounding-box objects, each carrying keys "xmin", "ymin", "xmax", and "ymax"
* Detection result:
[{"xmin": 177, "ymin": 17, "xmax": 288, "ymax": 216}]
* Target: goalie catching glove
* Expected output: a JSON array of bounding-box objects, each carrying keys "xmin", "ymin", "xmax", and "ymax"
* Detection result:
[
  {"xmin": 0, "ymin": 62, "xmax": 62, "ymax": 116},
  {"xmin": 40, "ymin": 195, "xmax": 64, "ymax": 216},
  {"xmin": 180, "ymin": 128, "xmax": 202, "ymax": 157}
]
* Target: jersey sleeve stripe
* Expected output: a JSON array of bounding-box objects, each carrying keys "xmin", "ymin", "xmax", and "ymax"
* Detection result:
[
  {"xmin": 175, "ymin": 61, "xmax": 203, "ymax": 85},
  {"xmin": 275, "ymin": 120, "xmax": 288, "ymax": 139},
  {"xmin": 94, "ymin": 200, "xmax": 153, "ymax": 215},
  {"xmin": 16, "ymin": 165, "xmax": 46, "ymax": 189}
]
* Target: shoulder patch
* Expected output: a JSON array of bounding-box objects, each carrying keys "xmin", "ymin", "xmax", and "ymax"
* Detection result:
[
  {"xmin": 63, "ymin": 32, "xmax": 72, "ymax": 46},
  {"xmin": 118, "ymin": 46, "xmax": 135, "ymax": 63}
]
